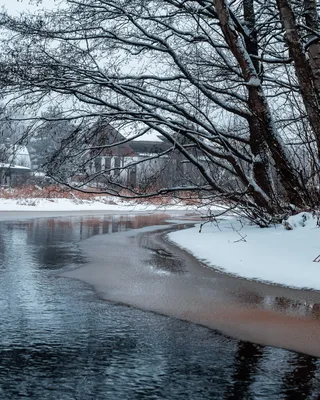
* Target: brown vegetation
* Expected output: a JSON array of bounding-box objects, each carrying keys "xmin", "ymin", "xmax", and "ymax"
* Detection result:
[{"xmin": 0, "ymin": 185, "xmax": 106, "ymax": 200}]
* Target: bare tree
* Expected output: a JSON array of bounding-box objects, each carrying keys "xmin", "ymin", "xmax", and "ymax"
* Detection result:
[{"xmin": 0, "ymin": 0, "xmax": 319, "ymax": 225}]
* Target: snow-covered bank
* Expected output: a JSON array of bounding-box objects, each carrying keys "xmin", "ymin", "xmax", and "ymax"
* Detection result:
[
  {"xmin": 168, "ymin": 213, "xmax": 320, "ymax": 291},
  {"xmin": 0, "ymin": 197, "xmax": 191, "ymax": 213}
]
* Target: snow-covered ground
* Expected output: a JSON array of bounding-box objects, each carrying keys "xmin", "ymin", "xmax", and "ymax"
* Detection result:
[
  {"xmin": 0, "ymin": 197, "xmax": 191, "ymax": 213},
  {"xmin": 168, "ymin": 212, "xmax": 320, "ymax": 292}
]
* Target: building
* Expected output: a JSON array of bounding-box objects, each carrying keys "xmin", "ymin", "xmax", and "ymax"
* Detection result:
[
  {"xmin": 84, "ymin": 121, "xmax": 175, "ymax": 188},
  {"xmin": 0, "ymin": 138, "xmax": 32, "ymax": 186},
  {"xmin": 84, "ymin": 120, "xmax": 207, "ymax": 189}
]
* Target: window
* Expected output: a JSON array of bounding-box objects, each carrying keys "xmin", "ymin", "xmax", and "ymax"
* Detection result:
[
  {"xmin": 105, "ymin": 157, "xmax": 111, "ymax": 170},
  {"xmin": 114, "ymin": 157, "xmax": 121, "ymax": 169},
  {"xmin": 94, "ymin": 157, "xmax": 101, "ymax": 172}
]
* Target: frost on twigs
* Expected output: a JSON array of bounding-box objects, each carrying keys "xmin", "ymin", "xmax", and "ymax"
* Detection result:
[
  {"xmin": 199, "ymin": 213, "xmax": 221, "ymax": 233},
  {"xmin": 97, "ymin": 197, "xmax": 117, "ymax": 205},
  {"xmin": 16, "ymin": 198, "xmax": 38, "ymax": 206},
  {"xmin": 70, "ymin": 192, "xmax": 84, "ymax": 205},
  {"xmin": 231, "ymin": 220, "xmax": 247, "ymax": 243},
  {"xmin": 198, "ymin": 203, "xmax": 231, "ymax": 233},
  {"xmin": 313, "ymin": 210, "xmax": 320, "ymax": 227}
]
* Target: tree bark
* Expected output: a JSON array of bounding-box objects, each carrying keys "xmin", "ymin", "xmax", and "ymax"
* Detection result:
[
  {"xmin": 243, "ymin": 0, "xmax": 273, "ymax": 202},
  {"xmin": 276, "ymin": 0, "xmax": 320, "ymax": 157},
  {"xmin": 243, "ymin": 0, "xmax": 260, "ymax": 74},
  {"xmin": 304, "ymin": 0, "xmax": 320, "ymax": 97}
]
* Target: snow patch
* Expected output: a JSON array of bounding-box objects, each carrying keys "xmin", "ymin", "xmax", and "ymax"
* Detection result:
[
  {"xmin": 282, "ymin": 212, "xmax": 314, "ymax": 230},
  {"xmin": 247, "ymin": 77, "xmax": 261, "ymax": 87},
  {"xmin": 168, "ymin": 216, "xmax": 320, "ymax": 291},
  {"xmin": 0, "ymin": 197, "xmax": 192, "ymax": 213}
]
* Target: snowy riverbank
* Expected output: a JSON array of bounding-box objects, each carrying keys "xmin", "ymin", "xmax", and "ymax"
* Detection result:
[
  {"xmin": 0, "ymin": 197, "xmax": 192, "ymax": 213},
  {"xmin": 168, "ymin": 213, "xmax": 320, "ymax": 292}
]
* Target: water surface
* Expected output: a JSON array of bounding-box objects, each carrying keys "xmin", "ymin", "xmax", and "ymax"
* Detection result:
[{"xmin": 0, "ymin": 214, "xmax": 319, "ymax": 399}]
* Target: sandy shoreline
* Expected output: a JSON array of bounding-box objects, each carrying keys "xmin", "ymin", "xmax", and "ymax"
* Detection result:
[{"xmin": 62, "ymin": 221, "xmax": 320, "ymax": 358}]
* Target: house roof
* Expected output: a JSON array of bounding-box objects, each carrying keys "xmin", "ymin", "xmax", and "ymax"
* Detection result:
[
  {"xmin": 89, "ymin": 120, "xmax": 171, "ymax": 156},
  {"xmin": 88, "ymin": 120, "xmax": 133, "ymax": 156},
  {"xmin": 129, "ymin": 140, "xmax": 171, "ymax": 154}
]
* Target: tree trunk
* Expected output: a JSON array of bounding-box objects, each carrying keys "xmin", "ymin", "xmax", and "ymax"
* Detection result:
[
  {"xmin": 304, "ymin": 0, "xmax": 320, "ymax": 97},
  {"xmin": 243, "ymin": 0, "xmax": 260, "ymax": 74},
  {"xmin": 243, "ymin": 0, "xmax": 273, "ymax": 202},
  {"xmin": 276, "ymin": 0, "xmax": 320, "ymax": 157}
]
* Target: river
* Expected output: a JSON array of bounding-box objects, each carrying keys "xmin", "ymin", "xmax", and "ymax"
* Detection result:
[{"xmin": 0, "ymin": 213, "xmax": 319, "ymax": 399}]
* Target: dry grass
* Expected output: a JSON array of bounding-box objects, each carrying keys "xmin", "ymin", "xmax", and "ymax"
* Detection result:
[
  {"xmin": 120, "ymin": 191, "xmax": 202, "ymax": 206},
  {"xmin": 0, "ymin": 185, "xmax": 106, "ymax": 200},
  {"xmin": 0, "ymin": 185, "xmax": 202, "ymax": 207}
]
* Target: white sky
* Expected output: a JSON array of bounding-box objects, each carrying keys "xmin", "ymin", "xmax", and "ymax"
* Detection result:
[
  {"xmin": 0, "ymin": 0, "xmax": 163, "ymax": 142},
  {"xmin": 1, "ymin": 0, "xmax": 55, "ymax": 15}
]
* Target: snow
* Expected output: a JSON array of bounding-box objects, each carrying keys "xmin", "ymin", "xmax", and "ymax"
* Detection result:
[
  {"xmin": 0, "ymin": 197, "xmax": 190, "ymax": 213},
  {"xmin": 11, "ymin": 146, "xmax": 32, "ymax": 169},
  {"xmin": 247, "ymin": 77, "xmax": 261, "ymax": 87},
  {"xmin": 168, "ymin": 212, "xmax": 320, "ymax": 291},
  {"xmin": 0, "ymin": 164, "xmax": 30, "ymax": 170},
  {"xmin": 132, "ymin": 132, "xmax": 164, "ymax": 142}
]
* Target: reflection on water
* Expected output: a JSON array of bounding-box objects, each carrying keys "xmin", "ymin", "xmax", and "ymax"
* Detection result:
[
  {"xmin": 262, "ymin": 295, "xmax": 320, "ymax": 320},
  {"xmin": 237, "ymin": 290, "xmax": 320, "ymax": 322},
  {"xmin": 0, "ymin": 214, "xmax": 319, "ymax": 399},
  {"xmin": 282, "ymin": 354, "xmax": 319, "ymax": 400},
  {"xmin": 225, "ymin": 342, "xmax": 264, "ymax": 400}
]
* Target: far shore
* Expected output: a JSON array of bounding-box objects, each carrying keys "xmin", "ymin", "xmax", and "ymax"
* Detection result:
[
  {"xmin": 0, "ymin": 209, "xmax": 177, "ymax": 220},
  {"xmin": 0, "ymin": 207, "xmax": 193, "ymax": 221}
]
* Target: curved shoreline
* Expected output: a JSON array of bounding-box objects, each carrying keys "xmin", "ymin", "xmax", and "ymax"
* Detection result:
[{"xmin": 61, "ymin": 219, "xmax": 320, "ymax": 358}]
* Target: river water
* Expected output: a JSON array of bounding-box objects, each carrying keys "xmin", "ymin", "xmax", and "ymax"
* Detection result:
[{"xmin": 0, "ymin": 214, "xmax": 319, "ymax": 399}]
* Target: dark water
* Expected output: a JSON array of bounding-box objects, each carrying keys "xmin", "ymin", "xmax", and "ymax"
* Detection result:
[{"xmin": 0, "ymin": 214, "xmax": 319, "ymax": 400}]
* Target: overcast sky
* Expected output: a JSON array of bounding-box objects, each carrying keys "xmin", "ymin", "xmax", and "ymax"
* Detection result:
[
  {"xmin": 1, "ymin": 0, "xmax": 54, "ymax": 15},
  {"xmin": 0, "ymin": 0, "xmax": 161, "ymax": 141}
]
